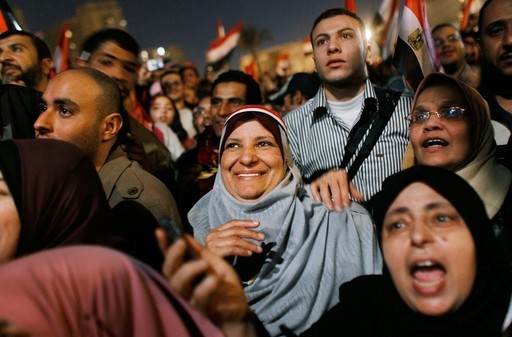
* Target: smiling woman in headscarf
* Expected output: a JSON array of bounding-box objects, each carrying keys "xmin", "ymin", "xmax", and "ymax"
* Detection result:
[
  {"xmin": 188, "ymin": 105, "xmax": 381, "ymax": 336},
  {"xmin": 403, "ymin": 72, "xmax": 512, "ymax": 266},
  {"xmin": 0, "ymin": 138, "xmax": 161, "ymax": 266}
]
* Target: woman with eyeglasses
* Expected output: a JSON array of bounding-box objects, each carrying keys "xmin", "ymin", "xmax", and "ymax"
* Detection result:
[{"xmin": 403, "ymin": 72, "xmax": 512, "ymax": 267}]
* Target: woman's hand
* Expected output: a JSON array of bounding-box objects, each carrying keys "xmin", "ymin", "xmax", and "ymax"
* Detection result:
[{"xmin": 205, "ymin": 220, "xmax": 265, "ymax": 258}]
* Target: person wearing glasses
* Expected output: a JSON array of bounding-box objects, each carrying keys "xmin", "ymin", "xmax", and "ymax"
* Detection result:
[
  {"xmin": 431, "ymin": 23, "xmax": 480, "ymax": 88},
  {"xmin": 403, "ymin": 72, "xmax": 512, "ymax": 267}
]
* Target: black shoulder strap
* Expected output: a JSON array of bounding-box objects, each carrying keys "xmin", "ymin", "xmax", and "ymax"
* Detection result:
[{"xmin": 345, "ymin": 87, "xmax": 402, "ymax": 181}]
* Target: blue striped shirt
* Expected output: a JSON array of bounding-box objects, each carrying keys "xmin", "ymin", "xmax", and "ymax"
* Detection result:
[{"xmin": 284, "ymin": 79, "xmax": 412, "ymax": 200}]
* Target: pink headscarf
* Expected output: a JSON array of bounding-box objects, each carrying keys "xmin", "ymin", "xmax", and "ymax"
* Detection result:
[{"xmin": 0, "ymin": 246, "xmax": 223, "ymax": 337}]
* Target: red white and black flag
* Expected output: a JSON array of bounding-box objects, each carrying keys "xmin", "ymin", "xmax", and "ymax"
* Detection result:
[
  {"xmin": 53, "ymin": 23, "xmax": 71, "ymax": 74},
  {"xmin": 392, "ymin": 0, "xmax": 437, "ymax": 91},
  {"xmin": 0, "ymin": 0, "xmax": 22, "ymax": 33},
  {"xmin": 206, "ymin": 20, "xmax": 244, "ymax": 71}
]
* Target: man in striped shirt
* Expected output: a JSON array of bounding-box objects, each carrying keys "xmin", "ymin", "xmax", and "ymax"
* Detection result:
[{"xmin": 284, "ymin": 8, "xmax": 412, "ymax": 211}]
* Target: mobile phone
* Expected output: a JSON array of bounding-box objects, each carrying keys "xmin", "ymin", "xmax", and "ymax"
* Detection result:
[
  {"xmin": 146, "ymin": 58, "xmax": 164, "ymax": 71},
  {"xmin": 159, "ymin": 217, "xmax": 195, "ymax": 261}
]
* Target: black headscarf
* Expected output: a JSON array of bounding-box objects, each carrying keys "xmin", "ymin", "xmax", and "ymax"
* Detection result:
[
  {"xmin": 302, "ymin": 166, "xmax": 511, "ymax": 337},
  {"xmin": 372, "ymin": 165, "xmax": 511, "ymax": 336},
  {"xmin": 0, "ymin": 139, "xmax": 127, "ymax": 257}
]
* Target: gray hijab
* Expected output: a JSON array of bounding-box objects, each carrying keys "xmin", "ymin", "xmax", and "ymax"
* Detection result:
[{"xmin": 189, "ymin": 106, "xmax": 381, "ymax": 336}]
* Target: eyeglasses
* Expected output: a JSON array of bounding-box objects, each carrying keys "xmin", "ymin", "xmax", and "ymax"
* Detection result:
[
  {"xmin": 434, "ymin": 34, "xmax": 460, "ymax": 47},
  {"xmin": 406, "ymin": 107, "xmax": 470, "ymax": 125}
]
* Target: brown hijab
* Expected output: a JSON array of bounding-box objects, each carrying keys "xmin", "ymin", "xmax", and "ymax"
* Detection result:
[
  {"xmin": 0, "ymin": 139, "xmax": 126, "ymax": 257},
  {"xmin": 0, "ymin": 246, "xmax": 224, "ymax": 337},
  {"xmin": 403, "ymin": 72, "xmax": 511, "ymax": 218}
]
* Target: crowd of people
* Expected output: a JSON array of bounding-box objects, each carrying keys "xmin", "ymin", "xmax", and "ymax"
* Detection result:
[{"xmin": 0, "ymin": 0, "xmax": 511, "ymax": 336}]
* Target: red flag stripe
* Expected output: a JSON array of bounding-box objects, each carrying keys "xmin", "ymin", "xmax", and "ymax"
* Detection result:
[{"xmin": 345, "ymin": 0, "xmax": 357, "ymax": 13}]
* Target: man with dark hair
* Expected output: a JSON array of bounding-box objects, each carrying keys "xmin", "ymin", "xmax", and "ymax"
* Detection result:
[
  {"xmin": 270, "ymin": 72, "xmax": 322, "ymax": 115},
  {"xmin": 77, "ymin": 29, "xmax": 145, "ymax": 122},
  {"xmin": 0, "ymin": 30, "xmax": 51, "ymax": 140},
  {"xmin": 284, "ymin": 8, "xmax": 412, "ymax": 210},
  {"xmin": 76, "ymin": 28, "xmax": 175, "ymax": 177},
  {"xmin": 431, "ymin": 23, "xmax": 479, "ymax": 87},
  {"xmin": 0, "ymin": 30, "xmax": 52, "ymax": 92},
  {"xmin": 477, "ymin": 0, "xmax": 512, "ymax": 166},
  {"xmin": 34, "ymin": 68, "xmax": 181, "ymax": 228},
  {"xmin": 176, "ymin": 70, "xmax": 262, "ymax": 229},
  {"xmin": 209, "ymin": 70, "xmax": 262, "ymax": 137}
]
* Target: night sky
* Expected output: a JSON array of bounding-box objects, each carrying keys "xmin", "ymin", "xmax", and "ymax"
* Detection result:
[{"xmin": 15, "ymin": 0, "xmax": 383, "ymax": 70}]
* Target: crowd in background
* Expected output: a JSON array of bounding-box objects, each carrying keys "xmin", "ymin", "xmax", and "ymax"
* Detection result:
[{"xmin": 0, "ymin": 0, "xmax": 511, "ymax": 336}]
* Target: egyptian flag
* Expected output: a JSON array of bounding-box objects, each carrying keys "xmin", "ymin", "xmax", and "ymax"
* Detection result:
[
  {"xmin": 372, "ymin": 0, "xmax": 399, "ymax": 60},
  {"xmin": 0, "ymin": 0, "xmax": 22, "ymax": 33},
  {"xmin": 53, "ymin": 23, "xmax": 70, "ymax": 75},
  {"xmin": 392, "ymin": 0, "xmax": 437, "ymax": 91},
  {"xmin": 206, "ymin": 20, "xmax": 243, "ymax": 71},
  {"xmin": 244, "ymin": 58, "xmax": 258, "ymax": 81},
  {"xmin": 345, "ymin": 0, "xmax": 356, "ymax": 13}
]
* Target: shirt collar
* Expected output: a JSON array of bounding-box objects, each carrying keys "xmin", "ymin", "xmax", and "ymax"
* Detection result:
[{"xmin": 310, "ymin": 79, "xmax": 376, "ymax": 116}]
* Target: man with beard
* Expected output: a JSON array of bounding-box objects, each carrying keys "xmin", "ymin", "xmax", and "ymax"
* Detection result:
[
  {"xmin": 0, "ymin": 31, "xmax": 51, "ymax": 140},
  {"xmin": 477, "ymin": 0, "xmax": 512, "ymax": 165},
  {"xmin": 284, "ymin": 8, "xmax": 412, "ymax": 211},
  {"xmin": 0, "ymin": 30, "xmax": 52, "ymax": 92}
]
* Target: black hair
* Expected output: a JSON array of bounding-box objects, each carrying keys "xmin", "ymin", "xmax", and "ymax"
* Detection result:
[
  {"xmin": 0, "ymin": 30, "xmax": 51, "ymax": 60},
  {"xmin": 81, "ymin": 29, "xmax": 140, "ymax": 58},
  {"xmin": 159, "ymin": 69, "xmax": 183, "ymax": 96},
  {"xmin": 478, "ymin": 0, "xmax": 495, "ymax": 38},
  {"xmin": 179, "ymin": 64, "xmax": 199, "ymax": 78},
  {"xmin": 149, "ymin": 94, "xmax": 189, "ymax": 143},
  {"xmin": 310, "ymin": 8, "xmax": 366, "ymax": 46},
  {"xmin": 211, "ymin": 70, "xmax": 262, "ymax": 104}
]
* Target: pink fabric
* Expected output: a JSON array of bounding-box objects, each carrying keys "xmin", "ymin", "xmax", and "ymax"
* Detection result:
[{"xmin": 0, "ymin": 246, "xmax": 224, "ymax": 337}]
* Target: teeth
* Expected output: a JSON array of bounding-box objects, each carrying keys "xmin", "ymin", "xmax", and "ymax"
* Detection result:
[
  {"xmin": 424, "ymin": 139, "xmax": 447, "ymax": 147},
  {"xmin": 417, "ymin": 260, "xmax": 434, "ymax": 267},
  {"xmin": 237, "ymin": 173, "xmax": 260, "ymax": 177}
]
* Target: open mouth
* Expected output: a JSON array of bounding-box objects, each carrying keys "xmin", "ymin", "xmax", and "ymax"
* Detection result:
[
  {"xmin": 422, "ymin": 138, "xmax": 448, "ymax": 148},
  {"xmin": 411, "ymin": 260, "xmax": 446, "ymax": 288}
]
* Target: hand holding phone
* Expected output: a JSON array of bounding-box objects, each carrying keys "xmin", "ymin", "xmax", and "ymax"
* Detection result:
[{"xmin": 159, "ymin": 217, "xmax": 196, "ymax": 261}]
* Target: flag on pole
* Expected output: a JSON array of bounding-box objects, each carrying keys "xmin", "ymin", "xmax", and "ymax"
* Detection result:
[
  {"xmin": 0, "ymin": 0, "xmax": 22, "ymax": 33},
  {"xmin": 392, "ymin": 0, "xmax": 437, "ymax": 91},
  {"xmin": 53, "ymin": 23, "xmax": 71, "ymax": 75},
  {"xmin": 345, "ymin": 0, "xmax": 357, "ymax": 13},
  {"xmin": 372, "ymin": 0, "xmax": 399, "ymax": 60},
  {"xmin": 206, "ymin": 20, "xmax": 244, "ymax": 72},
  {"xmin": 460, "ymin": 0, "xmax": 474, "ymax": 31}
]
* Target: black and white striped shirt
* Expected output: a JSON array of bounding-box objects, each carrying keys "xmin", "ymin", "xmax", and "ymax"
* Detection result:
[{"xmin": 284, "ymin": 80, "xmax": 412, "ymax": 200}]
